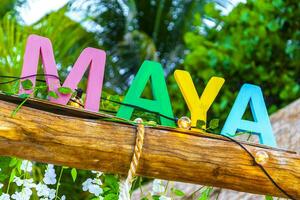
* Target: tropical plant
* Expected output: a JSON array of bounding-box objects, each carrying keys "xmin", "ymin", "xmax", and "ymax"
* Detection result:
[
  {"xmin": 68, "ymin": 0, "xmax": 231, "ymax": 92},
  {"xmin": 172, "ymin": 0, "xmax": 300, "ymax": 123},
  {"xmin": 0, "ymin": 4, "xmax": 102, "ymax": 91},
  {"xmin": 0, "ymin": 0, "xmax": 293, "ymax": 199}
]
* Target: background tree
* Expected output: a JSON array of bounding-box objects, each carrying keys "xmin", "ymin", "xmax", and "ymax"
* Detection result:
[
  {"xmin": 0, "ymin": 0, "xmax": 299, "ymax": 199},
  {"xmin": 172, "ymin": 0, "xmax": 300, "ymax": 124},
  {"xmin": 0, "ymin": 5, "xmax": 100, "ymax": 92},
  {"xmin": 68, "ymin": 0, "xmax": 231, "ymax": 92}
]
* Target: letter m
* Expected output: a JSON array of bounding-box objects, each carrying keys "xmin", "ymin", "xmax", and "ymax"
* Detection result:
[{"xmin": 19, "ymin": 34, "xmax": 106, "ymax": 112}]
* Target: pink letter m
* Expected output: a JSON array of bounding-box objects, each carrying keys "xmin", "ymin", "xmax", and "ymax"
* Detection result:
[{"xmin": 19, "ymin": 34, "xmax": 106, "ymax": 112}]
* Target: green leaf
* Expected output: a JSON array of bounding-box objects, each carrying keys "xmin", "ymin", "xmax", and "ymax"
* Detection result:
[
  {"xmin": 9, "ymin": 168, "xmax": 16, "ymax": 183},
  {"xmin": 209, "ymin": 119, "xmax": 219, "ymax": 129},
  {"xmin": 104, "ymin": 174, "xmax": 119, "ymax": 193},
  {"xmin": 3, "ymin": 91, "xmax": 15, "ymax": 96},
  {"xmin": 171, "ymin": 188, "xmax": 185, "ymax": 196},
  {"xmin": 58, "ymin": 87, "xmax": 73, "ymax": 94},
  {"xmin": 11, "ymin": 81, "xmax": 20, "ymax": 94},
  {"xmin": 104, "ymin": 194, "xmax": 118, "ymax": 200},
  {"xmin": 9, "ymin": 157, "xmax": 18, "ymax": 167},
  {"xmin": 265, "ymin": 196, "xmax": 273, "ymax": 200},
  {"xmin": 272, "ymin": 0, "xmax": 283, "ymax": 8},
  {"xmin": 235, "ymin": 131, "xmax": 250, "ymax": 136},
  {"xmin": 16, "ymin": 160, "xmax": 23, "ymax": 174},
  {"xmin": 198, "ymin": 187, "xmax": 213, "ymax": 200},
  {"xmin": 18, "ymin": 93, "xmax": 30, "ymax": 99},
  {"xmin": 48, "ymin": 91, "xmax": 59, "ymax": 99},
  {"xmin": 0, "ymin": 173, "xmax": 9, "ymax": 182},
  {"xmin": 151, "ymin": 196, "xmax": 160, "ymax": 200},
  {"xmin": 240, "ymin": 10, "xmax": 249, "ymax": 22},
  {"xmin": 21, "ymin": 79, "xmax": 33, "ymax": 90},
  {"xmin": 204, "ymin": 3, "xmax": 220, "ymax": 18},
  {"xmin": 267, "ymin": 21, "xmax": 279, "ymax": 32},
  {"xmin": 71, "ymin": 168, "xmax": 77, "ymax": 182},
  {"xmin": 103, "ymin": 187, "xmax": 111, "ymax": 193},
  {"xmin": 196, "ymin": 120, "xmax": 206, "ymax": 129}
]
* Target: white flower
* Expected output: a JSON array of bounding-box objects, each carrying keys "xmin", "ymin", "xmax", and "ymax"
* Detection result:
[
  {"xmin": 92, "ymin": 178, "xmax": 102, "ymax": 185},
  {"xmin": 91, "ymin": 171, "xmax": 103, "ymax": 177},
  {"xmin": 36, "ymin": 183, "xmax": 50, "ymax": 197},
  {"xmin": 23, "ymin": 179, "xmax": 36, "ymax": 189},
  {"xmin": 61, "ymin": 195, "xmax": 66, "ymax": 200},
  {"xmin": 43, "ymin": 164, "xmax": 56, "ymax": 185},
  {"xmin": 48, "ymin": 189, "xmax": 56, "ymax": 199},
  {"xmin": 36, "ymin": 183, "xmax": 56, "ymax": 199},
  {"xmin": 88, "ymin": 184, "xmax": 103, "ymax": 196},
  {"xmin": 159, "ymin": 196, "xmax": 171, "ymax": 200},
  {"xmin": 82, "ymin": 178, "xmax": 93, "ymax": 191},
  {"xmin": 11, "ymin": 176, "xmax": 35, "ymax": 200},
  {"xmin": 0, "ymin": 183, "xmax": 3, "ymax": 189},
  {"xmin": 152, "ymin": 179, "xmax": 165, "ymax": 194},
  {"xmin": 13, "ymin": 177, "xmax": 35, "ymax": 188},
  {"xmin": 20, "ymin": 160, "xmax": 33, "ymax": 173},
  {"xmin": 82, "ymin": 178, "xmax": 103, "ymax": 196},
  {"xmin": 13, "ymin": 177, "xmax": 23, "ymax": 186},
  {"xmin": 0, "ymin": 193, "xmax": 10, "ymax": 200},
  {"xmin": 11, "ymin": 188, "xmax": 32, "ymax": 200}
]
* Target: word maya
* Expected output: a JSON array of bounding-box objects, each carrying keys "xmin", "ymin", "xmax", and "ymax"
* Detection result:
[{"xmin": 18, "ymin": 34, "xmax": 277, "ymax": 147}]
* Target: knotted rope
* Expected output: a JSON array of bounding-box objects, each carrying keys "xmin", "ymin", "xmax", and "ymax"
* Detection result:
[{"xmin": 119, "ymin": 119, "xmax": 145, "ymax": 200}]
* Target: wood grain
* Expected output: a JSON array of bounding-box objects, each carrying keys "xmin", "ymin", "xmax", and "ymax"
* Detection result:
[{"xmin": 0, "ymin": 95, "xmax": 299, "ymax": 199}]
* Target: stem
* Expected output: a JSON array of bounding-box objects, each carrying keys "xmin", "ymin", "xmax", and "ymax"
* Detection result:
[
  {"xmin": 6, "ymin": 180, "xmax": 11, "ymax": 194},
  {"xmin": 21, "ymin": 161, "xmax": 29, "ymax": 191},
  {"xmin": 185, "ymin": 186, "xmax": 205, "ymax": 199},
  {"xmin": 11, "ymin": 96, "xmax": 30, "ymax": 117},
  {"xmin": 55, "ymin": 167, "xmax": 64, "ymax": 200},
  {"xmin": 164, "ymin": 181, "xmax": 169, "ymax": 195},
  {"xmin": 6, "ymin": 167, "xmax": 16, "ymax": 193},
  {"xmin": 215, "ymin": 189, "xmax": 221, "ymax": 200},
  {"xmin": 153, "ymin": 0, "xmax": 165, "ymax": 43},
  {"xmin": 11, "ymin": 85, "xmax": 47, "ymax": 117},
  {"xmin": 139, "ymin": 177, "xmax": 144, "ymax": 198},
  {"xmin": 6, "ymin": 176, "xmax": 12, "ymax": 194},
  {"xmin": 246, "ymin": 133, "xmax": 252, "ymax": 141}
]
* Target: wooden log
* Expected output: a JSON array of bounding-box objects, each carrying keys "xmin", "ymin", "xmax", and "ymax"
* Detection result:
[{"xmin": 0, "ymin": 94, "xmax": 299, "ymax": 199}]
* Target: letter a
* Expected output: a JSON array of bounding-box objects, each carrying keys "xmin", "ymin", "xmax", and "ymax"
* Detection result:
[
  {"xmin": 116, "ymin": 61, "xmax": 175, "ymax": 127},
  {"xmin": 19, "ymin": 34, "xmax": 106, "ymax": 112},
  {"xmin": 221, "ymin": 84, "xmax": 277, "ymax": 147}
]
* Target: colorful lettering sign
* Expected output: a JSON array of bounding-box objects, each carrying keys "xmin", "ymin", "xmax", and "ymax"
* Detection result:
[
  {"xmin": 18, "ymin": 34, "xmax": 277, "ymax": 147},
  {"xmin": 19, "ymin": 34, "xmax": 106, "ymax": 112},
  {"xmin": 116, "ymin": 61, "xmax": 175, "ymax": 127},
  {"xmin": 174, "ymin": 70, "xmax": 224, "ymax": 129},
  {"xmin": 221, "ymin": 84, "xmax": 277, "ymax": 147}
]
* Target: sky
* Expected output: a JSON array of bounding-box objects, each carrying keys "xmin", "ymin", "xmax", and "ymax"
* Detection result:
[
  {"xmin": 19, "ymin": 0, "xmax": 246, "ymax": 25},
  {"xmin": 19, "ymin": 0, "xmax": 69, "ymax": 25}
]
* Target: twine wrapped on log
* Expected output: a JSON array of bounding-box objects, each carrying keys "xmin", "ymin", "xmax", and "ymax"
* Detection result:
[{"xmin": 119, "ymin": 121, "xmax": 145, "ymax": 200}]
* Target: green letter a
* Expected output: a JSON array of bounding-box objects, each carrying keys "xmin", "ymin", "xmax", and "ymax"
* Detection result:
[{"xmin": 116, "ymin": 61, "xmax": 175, "ymax": 127}]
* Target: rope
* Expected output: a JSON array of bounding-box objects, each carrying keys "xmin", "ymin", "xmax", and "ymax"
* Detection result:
[{"xmin": 119, "ymin": 121, "xmax": 145, "ymax": 200}]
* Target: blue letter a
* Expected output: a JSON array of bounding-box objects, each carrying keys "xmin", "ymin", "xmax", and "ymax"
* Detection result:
[{"xmin": 221, "ymin": 84, "xmax": 277, "ymax": 147}]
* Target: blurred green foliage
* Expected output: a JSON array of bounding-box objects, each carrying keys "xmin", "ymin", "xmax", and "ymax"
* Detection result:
[
  {"xmin": 0, "ymin": 0, "xmax": 299, "ymax": 199},
  {"xmin": 69, "ymin": 0, "xmax": 230, "ymax": 92},
  {"xmin": 0, "ymin": 5, "xmax": 99, "ymax": 92},
  {"xmin": 170, "ymin": 0, "xmax": 300, "ymax": 124}
]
